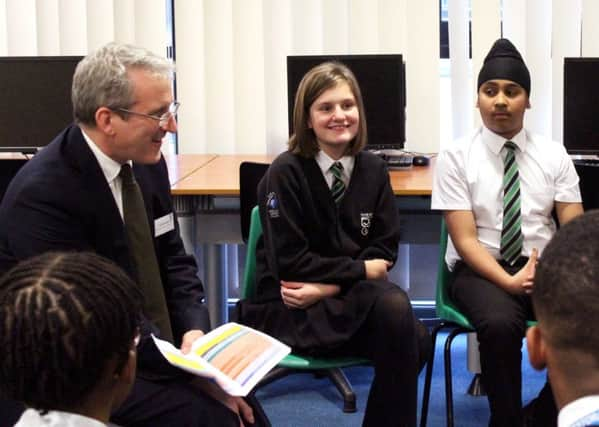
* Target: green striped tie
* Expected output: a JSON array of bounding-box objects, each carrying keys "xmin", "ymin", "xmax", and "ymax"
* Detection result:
[
  {"xmin": 500, "ymin": 141, "xmax": 523, "ymax": 265},
  {"xmin": 330, "ymin": 162, "xmax": 345, "ymax": 204}
]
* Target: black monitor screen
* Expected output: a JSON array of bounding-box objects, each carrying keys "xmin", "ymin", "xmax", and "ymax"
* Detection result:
[
  {"xmin": 563, "ymin": 57, "xmax": 599, "ymax": 154},
  {"xmin": 0, "ymin": 56, "xmax": 82, "ymax": 152},
  {"xmin": 287, "ymin": 54, "xmax": 405, "ymax": 150}
]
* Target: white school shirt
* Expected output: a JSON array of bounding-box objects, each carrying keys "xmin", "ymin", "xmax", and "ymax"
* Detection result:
[
  {"xmin": 14, "ymin": 409, "xmax": 110, "ymax": 427},
  {"xmin": 315, "ymin": 150, "xmax": 355, "ymax": 190},
  {"xmin": 431, "ymin": 126, "xmax": 581, "ymax": 270},
  {"xmin": 558, "ymin": 395, "xmax": 599, "ymax": 427}
]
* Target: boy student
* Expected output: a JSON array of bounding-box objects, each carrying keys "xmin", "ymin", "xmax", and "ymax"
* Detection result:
[
  {"xmin": 0, "ymin": 252, "xmax": 141, "ymax": 426},
  {"xmin": 238, "ymin": 61, "xmax": 431, "ymax": 426},
  {"xmin": 528, "ymin": 210, "xmax": 599, "ymax": 427},
  {"xmin": 432, "ymin": 38, "xmax": 584, "ymax": 426}
]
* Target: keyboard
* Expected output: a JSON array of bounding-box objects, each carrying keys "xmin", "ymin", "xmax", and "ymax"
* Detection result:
[
  {"xmin": 574, "ymin": 159, "xmax": 599, "ymax": 166},
  {"xmin": 386, "ymin": 154, "xmax": 414, "ymax": 170},
  {"xmin": 368, "ymin": 149, "xmax": 414, "ymax": 169}
]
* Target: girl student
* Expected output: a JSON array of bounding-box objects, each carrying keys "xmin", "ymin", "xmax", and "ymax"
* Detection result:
[{"xmin": 238, "ymin": 62, "xmax": 430, "ymax": 427}]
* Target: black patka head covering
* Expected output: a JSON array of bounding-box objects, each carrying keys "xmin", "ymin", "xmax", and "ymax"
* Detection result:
[{"xmin": 477, "ymin": 38, "xmax": 531, "ymax": 96}]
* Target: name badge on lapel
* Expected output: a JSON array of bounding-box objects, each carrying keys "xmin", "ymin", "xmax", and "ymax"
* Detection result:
[{"xmin": 154, "ymin": 213, "xmax": 175, "ymax": 237}]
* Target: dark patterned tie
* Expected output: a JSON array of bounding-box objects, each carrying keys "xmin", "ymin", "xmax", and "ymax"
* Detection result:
[
  {"xmin": 330, "ymin": 161, "xmax": 346, "ymax": 204},
  {"xmin": 500, "ymin": 141, "xmax": 523, "ymax": 265},
  {"xmin": 120, "ymin": 164, "xmax": 173, "ymax": 342}
]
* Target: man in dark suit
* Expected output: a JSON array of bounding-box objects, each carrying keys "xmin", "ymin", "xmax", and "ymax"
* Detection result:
[{"xmin": 0, "ymin": 42, "xmax": 260, "ymax": 427}]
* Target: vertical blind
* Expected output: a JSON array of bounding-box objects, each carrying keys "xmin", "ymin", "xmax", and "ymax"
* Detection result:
[{"xmin": 1, "ymin": 0, "xmax": 597, "ymax": 154}]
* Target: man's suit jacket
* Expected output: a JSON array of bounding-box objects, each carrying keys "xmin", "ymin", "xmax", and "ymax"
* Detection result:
[{"xmin": 0, "ymin": 124, "xmax": 210, "ymax": 378}]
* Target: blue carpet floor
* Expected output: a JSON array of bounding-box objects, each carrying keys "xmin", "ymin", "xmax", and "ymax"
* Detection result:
[{"xmin": 255, "ymin": 331, "xmax": 547, "ymax": 426}]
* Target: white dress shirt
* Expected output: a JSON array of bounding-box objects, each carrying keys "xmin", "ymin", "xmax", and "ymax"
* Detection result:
[
  {"xmin": 82, "ymin": 129, "xmax": 131, "ymax": 220},
  {"xmin": 314, "ymin": 150, "xmax": 355, "ymax": 190},
  {"xmin": 431, "ymin": 126, "xmax": 581, "ymax": 270}
]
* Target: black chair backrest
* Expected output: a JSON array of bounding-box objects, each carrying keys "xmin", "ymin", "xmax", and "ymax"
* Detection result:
[
  {"xmin": 239, "ymin": 162, "xmax": 269, "ymax": 243},
  {"xmin": 0, "ymin": 159, "xmax": 28, "ymax": 203}
]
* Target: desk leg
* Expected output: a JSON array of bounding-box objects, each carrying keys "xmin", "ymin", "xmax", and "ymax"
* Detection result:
[
  {"xmin": 204, "ymin": 243, "xmax": 229, "ymax": 327},
  {"xmin": 467, "ymin": 332, "xmax": 482, "ymax": 373},
  {"xmin": 467, "ymin": 333, "xmax": 485, "ymax": 396},
  {"xmin": 173, "ymin": 195, "xmax": 198, "ymax": 256}
]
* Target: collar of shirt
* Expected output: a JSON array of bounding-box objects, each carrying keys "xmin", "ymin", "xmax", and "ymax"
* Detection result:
[
  {"xmin": 481, "ymin": 125, "xmax": 528, "ymax": 157},
  {"xmin": 559, "ymin": 395, "xmax": 599, "ymax": 427},
  {"xmin": 15, "ymin": 408, "xmax": 109, "ymax": 427},
  {"xmin": 81, "ymin": 128, "xmax": 131, "ymax": 183},
  {"xmin": 82, "ymin": 127, "xmax": 132, "ymax": 219},
  {"xmin": 314, "ymin": 150, "xmax": 355, "ymax": 189}
]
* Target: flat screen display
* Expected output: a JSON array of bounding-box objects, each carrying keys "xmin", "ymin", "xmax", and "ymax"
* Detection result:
[
  {"xmin": 287, "ymin": 54, "xmax": 406, "ymax": 150},
  {"xmin": 0, "ymin": 56, "xmax": 82, "ymax": 152},
  {"xmin": 563, "ymin": 57, "xmax": 599, "ymax": 154}
]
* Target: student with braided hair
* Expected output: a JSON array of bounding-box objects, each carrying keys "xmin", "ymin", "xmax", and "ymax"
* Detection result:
[{"xmin": 0, "ymin": 251, "xmax": 141, "ymax": 426}]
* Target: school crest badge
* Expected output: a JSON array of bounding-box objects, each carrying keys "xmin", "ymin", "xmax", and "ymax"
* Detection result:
[{"xmin": 266, "ymin": 192, "xmax": 279, "ymax": 218}]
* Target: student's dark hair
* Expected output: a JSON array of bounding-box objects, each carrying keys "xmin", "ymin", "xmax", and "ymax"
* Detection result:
[
  {"xmin": 0, "ymin": 252, "xmax": 141, "ymax": 411},
  {"xmin": 288, "ymin": 61, "xmax": 367, "ymax": 158},
  {"xmin": 534, "ymin": 210, "xmax": 599, "ymax": 363}
]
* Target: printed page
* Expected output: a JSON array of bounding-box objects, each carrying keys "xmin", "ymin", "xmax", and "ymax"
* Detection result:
[{"xmin": 152, "ymin": 322, "xmax": 290, "ymax": 396}]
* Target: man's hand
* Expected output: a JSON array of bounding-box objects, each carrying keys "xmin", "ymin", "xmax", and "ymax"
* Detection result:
[
  {"xmin": 180, "ymin": 329, "xmax": 205, "ymax": 354},
  {"xmin": 280, "ymin": 281, "xmax": 340, "ymax": 309},
  {"xmin": 224, "ymin": 396, "xmax": 255, "ymax": 427},
  {"xmin": 364, "ymin": 259, "xmax": 392, "ymax": 280}
]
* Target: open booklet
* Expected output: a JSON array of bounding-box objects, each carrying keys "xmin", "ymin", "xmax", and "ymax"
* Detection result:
[{"xmin": 152, "ymin": 322, "xmax": 291, "ymax": 396}]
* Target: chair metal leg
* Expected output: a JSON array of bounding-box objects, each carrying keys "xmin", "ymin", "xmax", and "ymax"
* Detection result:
[
  {"xmin": 467, "ymin": 373, "xmax": 486, "ymax": 396},
  {"xmin": 256, "ymin": 366, "xmax": 292, "ymax": 388},
  {"xmin": 420, "ymin": 322, "xmax": 446, "ymax": 427},
  {"xmin": 326, "ymin": 368, "xmax": 357, "ymax": 413},
  {"xmin": 444, "ymin": 327, "xmax": 470, "ymax": 427}
]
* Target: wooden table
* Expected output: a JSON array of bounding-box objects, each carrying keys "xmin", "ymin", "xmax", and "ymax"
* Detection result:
[
  {"xmin": 171, "ymin": 154, "xmax": 275, "ymax": 195},
  {"xmin": 389, "ymin": 158, "xmax": 435, "ymax": 195},
  {"xmin": 172, "ymin": 154, "xmax": 433, "ymax": 195},
  {"xmin": 164, "ymin": 153, "xmax": 217, "ymax": 186}
]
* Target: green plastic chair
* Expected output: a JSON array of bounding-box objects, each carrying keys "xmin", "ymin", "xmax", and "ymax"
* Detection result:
[
  {"xmin": 419, "ymin": 220, "xmax": 536, "ymax": 427},
  {"xmin": 242, "ymin": 206, "xmax": 370, "ymax": 413}
]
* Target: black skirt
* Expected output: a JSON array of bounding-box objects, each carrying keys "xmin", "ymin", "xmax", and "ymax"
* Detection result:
[{"xmin": 236, "ymin": 279, "xmax": 398, "ymax": 355}]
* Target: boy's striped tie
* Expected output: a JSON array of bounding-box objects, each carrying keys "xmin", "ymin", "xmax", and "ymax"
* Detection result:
[{"xmin": 500, "ymin": 141, "xmax": 523, "ymax": 265}]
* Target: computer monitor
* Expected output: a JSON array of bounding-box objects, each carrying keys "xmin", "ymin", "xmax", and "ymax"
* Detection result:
[
  {"xmin": 563, "ymin": 57, "xmax": 599, "ymax": 155},
  {"xmin": 0, "ymin": 56, "xmax": 82, "ymax": 153},
  {"xmin": 287, "ymin": 54, "xmax": 406, "ymax": 150}
]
